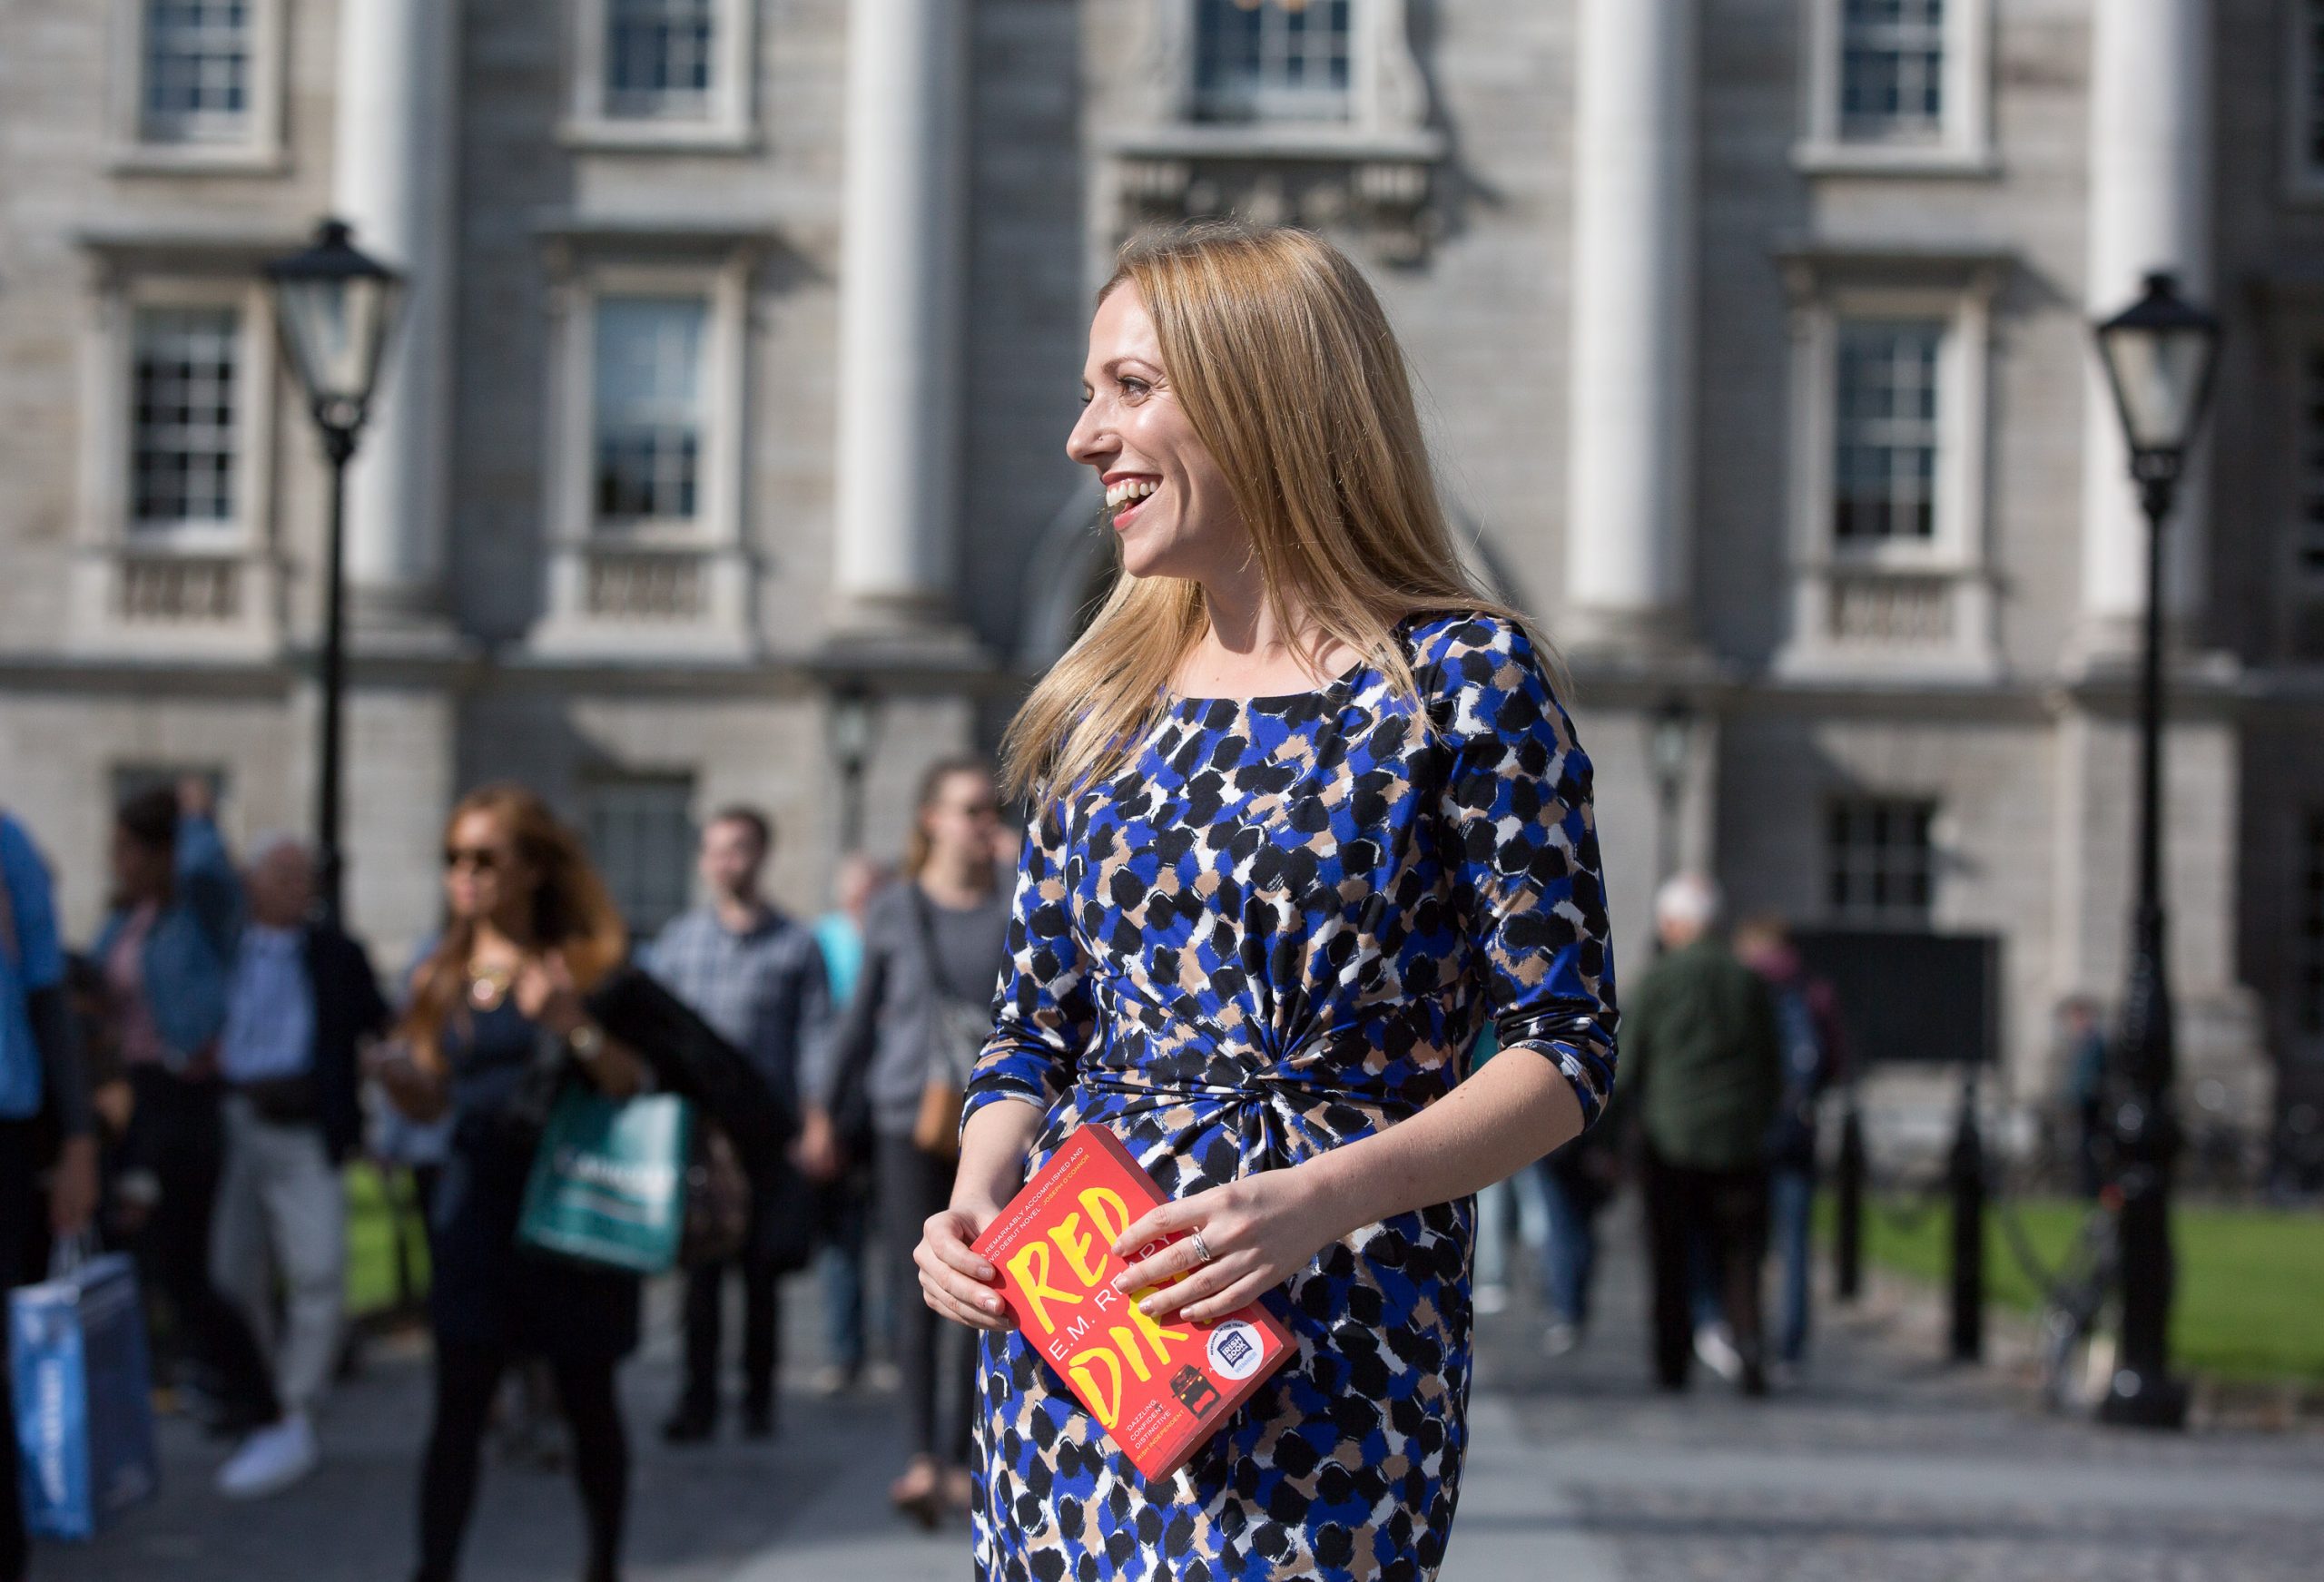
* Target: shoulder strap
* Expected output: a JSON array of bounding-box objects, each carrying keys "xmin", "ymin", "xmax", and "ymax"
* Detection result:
[{"xmin": 906, "ymin": 883, "xmax": 977, "ymax": 1006}]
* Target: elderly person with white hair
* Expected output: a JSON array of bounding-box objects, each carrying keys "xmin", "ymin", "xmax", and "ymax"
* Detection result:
[
  {"xmin": 1608, "ymin": 872, "xmax": 1783, "ymax": 1396},
  {"xmin": 207, "ymin": 833, "xmax": 392, "ymax": 1498}
]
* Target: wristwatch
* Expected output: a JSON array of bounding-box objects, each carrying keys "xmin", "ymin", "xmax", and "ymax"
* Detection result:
[{"xmin": 568, "ymin": 1021, "xmax": 606, "ymax": 1065}]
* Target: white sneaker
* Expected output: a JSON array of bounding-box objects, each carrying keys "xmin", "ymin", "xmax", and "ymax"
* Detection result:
[
  {"xmin": 216, "ymin": 1412, "xmax": 318, "ymax": 1499},
  {"xmin": 1693, "ymin": 1323, "xmax": 1744, "ymax": 1383},
  {"xmin": 1473, "ymin": 1282, "xmax": 1509, "ymax": 1315}
]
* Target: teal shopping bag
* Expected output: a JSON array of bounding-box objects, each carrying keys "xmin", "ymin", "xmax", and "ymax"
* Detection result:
[{"xmin": 516, "ymin": 1087, "xmax": 691, "ymax": 1275}]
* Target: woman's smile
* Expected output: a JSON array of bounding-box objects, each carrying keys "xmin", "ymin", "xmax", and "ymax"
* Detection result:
[{"xmin": 1105, "ymin": 473, "xmax": 1162, "ymax": 531}]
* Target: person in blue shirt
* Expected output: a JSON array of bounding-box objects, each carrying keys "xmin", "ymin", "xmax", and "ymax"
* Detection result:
[
  {"xmin": 91, "ymin": 781, "xmax": 284, "ymax": 1444},
  {"xmin": 804, "ymin": 851, "xmax": 890, "ymax": 1395},
  {"xmin": 1, "ymin": 809, "xmax": 96, "ymax": 1582}
]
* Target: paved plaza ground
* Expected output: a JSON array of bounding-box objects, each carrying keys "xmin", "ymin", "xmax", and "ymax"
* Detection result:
[{"xmin": 39, "ymin": 1208, "xmax": 2323, "ymax": 1582}]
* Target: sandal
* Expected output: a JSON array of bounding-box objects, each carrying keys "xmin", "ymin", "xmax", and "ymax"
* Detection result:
[{"xmin": 890, "ymin": 1457, "xmax": 942, "ymax": 1529}]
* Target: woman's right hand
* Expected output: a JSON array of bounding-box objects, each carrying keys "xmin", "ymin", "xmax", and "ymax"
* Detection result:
[
  {"xmin": 366, "ymin": 1039, "xmax": 447, "ymax": 1121},
  {"xmin": 915, "ymin": 1201, "xmax": 1016, "ymax": 1332}
]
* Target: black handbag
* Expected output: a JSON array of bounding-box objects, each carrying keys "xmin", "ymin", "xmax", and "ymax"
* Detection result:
[{"xmin": 583, "ymin": 965, "xmax": 794, "ymax": 1192}]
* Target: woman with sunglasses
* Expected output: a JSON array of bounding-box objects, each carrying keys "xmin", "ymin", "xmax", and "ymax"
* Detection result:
[{"xmin": 370, "ymin": 785, "xmax": 644, "ymax": 1582}]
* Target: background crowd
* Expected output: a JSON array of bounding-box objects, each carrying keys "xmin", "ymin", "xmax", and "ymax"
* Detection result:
[{"xmin": 2, "ymin": 762, "xmax": 1869, "ymax": 1582}]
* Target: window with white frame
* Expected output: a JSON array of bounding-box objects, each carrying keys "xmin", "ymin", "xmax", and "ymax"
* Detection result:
[
  {"xmin": 605, "ymin": 0, "xmax": 717, "ymax": 121},
  {"xmin": 2297, "ymin": 810, "xmax": 2324, "ymax": 1042},
  {"xmin": 1798, "ymin": 0, "xmax": 1989, "ymax": 172},
  {"xmin": 140, "ymin": 0, "xmax": 253, "ymax": 143},
  {"xmin": 1827, "ymin": 797, "xmax": 1937, "ymax": 927},
  {"xmin": 130, "ymin": 305, "xmax": 241, "ymax": 534},
  {"xmin": 1833, "ymin": 318, "xmax": 1945, "ymax": 545},
  {"xmin": 1839, "ymin": 0, "xmax": 1945, "ymax": 144},
  {"xmin": 1193, "ymin": 0, "xmax": 1354, "ymax": 123},
  {"xmin": 586, "ymin": 775, "xmax": 696, "ymax": 935},
  {"xmin": 592, "ymin": 297, "xmax": 708, "ymax": 529},
  {"xmin": 1775, "ymin": 256, "xmax": 1999, "ymax": 676},
  {"xmin": 564, "ymin": 0, "xmax": 753, "ymax": 148}
]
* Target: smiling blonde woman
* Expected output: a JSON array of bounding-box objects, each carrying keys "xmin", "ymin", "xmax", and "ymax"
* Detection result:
[{"xmin": 914, "ymin": 223, "xmax": 1620, "ymax": 1582}]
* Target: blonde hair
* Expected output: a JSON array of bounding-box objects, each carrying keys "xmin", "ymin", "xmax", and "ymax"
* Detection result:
[
  {"xmin": 1000, "ymin": 222, "xmax": 1540, "ymax": 807},
  {"xmin": 399, "ymin": 783, "xmax": 628, "ymax": 1069}
]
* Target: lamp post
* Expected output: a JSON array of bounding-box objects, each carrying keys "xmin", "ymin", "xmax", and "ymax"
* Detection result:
[
  {"xmin": 827, "ymin": 681, "xmax": 881, "ymax": 852},
  {"xmin": 2089, "ymin": 270, "xmax": 2221, "ymax": 1430},
  {"xmin": 1648, "ymin": 695, "xmax": 1693, "ymax": 892},
  {"xmin": 263, "ymin": 219, "xmax": 405, "ymax": 926}
]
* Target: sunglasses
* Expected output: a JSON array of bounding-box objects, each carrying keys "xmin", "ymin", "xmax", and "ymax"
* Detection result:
[{"xmin": 442, "ymin": 846, "xmax": 506, "ymax": 873}]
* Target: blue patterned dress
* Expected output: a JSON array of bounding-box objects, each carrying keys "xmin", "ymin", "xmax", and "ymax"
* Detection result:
[{"xmin": 964, "ymin": 614, "xmax": 1617, "ymax": 1582}]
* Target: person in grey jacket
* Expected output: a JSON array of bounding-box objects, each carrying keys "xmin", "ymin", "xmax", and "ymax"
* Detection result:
[
  {"xmin": 644, "ymin": 805, "xmax": 831, "ymax": 1444},
  {"xmin": 802, "ymin": 757, "xmax": 1007, "ymax": 1527}
]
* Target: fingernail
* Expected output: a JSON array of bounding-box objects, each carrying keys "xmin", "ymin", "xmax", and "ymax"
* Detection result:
[{"xmin": 985, "ymin": 1296, "xmax": 1002, "ymax": 1312}]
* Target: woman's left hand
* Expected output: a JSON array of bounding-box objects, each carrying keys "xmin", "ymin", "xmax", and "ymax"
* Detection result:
[{"xmin": 1108, "ymin": 1167, "xmax": 1343, "ymax": 1326}]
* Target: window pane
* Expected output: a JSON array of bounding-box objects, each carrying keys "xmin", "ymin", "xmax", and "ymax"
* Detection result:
[
  {"xmin": 606, "ymin": 0, "xmax": 717, "ymax": 121},
  {"xmin": 132, "ymin": 307, "xmax": 240, "ymax": 531},
  {"xmin": 593, "ymin": 298, "xmax": 707, "ymax": 526},
  {"xmin": 1826, "ymin": 796, "xmax": 1938, "ymax": 928},
  {"xmin": 1193, "ymin": 0, "xmax": 1353, "ymax": 123},
  {"xmin": 586, "ymin": 776, "xmax": 696, "ymax": 937},
  {"xmin": 1833, "ymin": 319, "xmax": 1944, "ymax": 545},
  {"xmin": 2300, "ymin": 347, "xmax": 2324, "ymax": 579},
  {"xmin": 143, "ymin": 0, "xmax": 252, "ymax": 143},
  {"xmin": 1839, "ymin": 0, "xmax": 1945, "ymax": 143}
]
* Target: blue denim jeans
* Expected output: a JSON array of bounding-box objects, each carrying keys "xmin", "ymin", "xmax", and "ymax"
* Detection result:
[
  {"xmin": 1768, "ymin": 1165, "xmax": 1816, "ymax": 1364},
  {"xmin": 1538, "ymin": 1162, "xmax": 1600, "ymax": 1328}
]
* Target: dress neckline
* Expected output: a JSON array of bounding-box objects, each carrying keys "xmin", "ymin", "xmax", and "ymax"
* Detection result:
[{"xmin": 1163, "ymin": 655, "xmax": 1370, "ymax": 713}]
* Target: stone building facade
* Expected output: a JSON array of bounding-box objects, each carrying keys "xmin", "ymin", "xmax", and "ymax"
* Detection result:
[{"xmin": 1, "ymin": 0, "xmax": 2319, "ymax": 1141}]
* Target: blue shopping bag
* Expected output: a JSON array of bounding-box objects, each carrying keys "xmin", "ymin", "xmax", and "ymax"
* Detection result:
[
  {"xmin": 10, "ymin": 1252, "xmax": 158, "ymax": 1540},
  {"xmin": 516, "ymin": 1087, "xmax": 692, "ymax": 1275}
]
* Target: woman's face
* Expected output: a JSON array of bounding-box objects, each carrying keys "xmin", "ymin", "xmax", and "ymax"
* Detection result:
[
  {"xmin": 441, "ymin": 809, "xmax": 530, "ymax": 928},
  {"xmin": 1067, "ymin": 284, "xmax": 1246, "ymax": 583},
  {"xmin": 921, "ymin": 770, "xmax": 1002, "ymax": 875}
]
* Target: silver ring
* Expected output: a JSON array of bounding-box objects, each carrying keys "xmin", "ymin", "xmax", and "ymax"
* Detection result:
[{"xmin": 1188, "ymin": 1228, "xmax": 1215, "ymax": 1266}]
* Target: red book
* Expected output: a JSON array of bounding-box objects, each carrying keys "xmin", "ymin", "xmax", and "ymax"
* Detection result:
[{"xmin": 971, "ymin": 1125, "xmax": 1295, "ymax": 1482}]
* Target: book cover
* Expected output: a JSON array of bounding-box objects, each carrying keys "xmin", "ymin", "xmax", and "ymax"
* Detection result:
[{"xmin": 971, "ymin": 1125, "xmax": 1294, "ymax": 1482}]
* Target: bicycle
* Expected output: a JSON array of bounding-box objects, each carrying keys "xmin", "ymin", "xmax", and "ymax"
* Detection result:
[{"xmin": 2014, "ymin": 1184, "xmax": 2122, "ymax": 1414}]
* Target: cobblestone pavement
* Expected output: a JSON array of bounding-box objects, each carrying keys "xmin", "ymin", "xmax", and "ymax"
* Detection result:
[
  {"xmin": 1475, "ymin": 1202, "xmax": 2324, "ymax": 1582},
  {"xmin": 34, "ymin": 1205, "xmax": 2324, "ymax": 1581}
]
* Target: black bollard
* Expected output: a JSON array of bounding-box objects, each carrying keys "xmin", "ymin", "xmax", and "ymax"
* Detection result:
[
  {"xmin": 1834, "ymin": 1093, "xmax": 1866, "ymax": 1302},
  {"xmin": 1948, "ymin": 1065, "xmax": 1985, "ymax": 1363}
]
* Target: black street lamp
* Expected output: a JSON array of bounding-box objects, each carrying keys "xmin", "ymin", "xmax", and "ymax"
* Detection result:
[
  {"xmin": 826, "ymin": 681, "xmax": 881, "ymax": 852},
  {"xmin": 263, "ymin": 219, "xmax": 405, "ymax": 925},
  {"xmin": 1648, "ymin": 695, "xmax": 1694, "ymax": 892},
  {"xmin": 2088, "ymin": 270, "xmax": 2221, "ymax": 1430}
]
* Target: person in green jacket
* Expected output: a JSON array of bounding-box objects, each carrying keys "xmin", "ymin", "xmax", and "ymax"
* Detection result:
[{"xmin": 1611, "ymin": 872, "xmax": 1781, "ymax": 1395}]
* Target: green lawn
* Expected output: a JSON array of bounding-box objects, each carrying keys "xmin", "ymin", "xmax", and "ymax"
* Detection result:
[
  {"xmin": 1836, "ymin": 1194, "xmax": 2324, "ymax": 1386},
  {"xmin": 344, "ymin": 1163, "xmax": 430, "ymax": 1318}
]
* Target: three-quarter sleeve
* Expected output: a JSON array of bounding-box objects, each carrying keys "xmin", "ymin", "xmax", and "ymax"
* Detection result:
[
  {"xmin": 1433, "ymin": 620, "xmax": 1619, "ymax": 1129},
  {"xmin": 963, "ymin": 802, "xmax": 1096, "ymax": 1125}
]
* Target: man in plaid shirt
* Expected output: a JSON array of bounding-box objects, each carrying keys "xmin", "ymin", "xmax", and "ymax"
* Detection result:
[{"xmin": 644, "ymin": 806, "xmax": 832, "ymax": 1443}]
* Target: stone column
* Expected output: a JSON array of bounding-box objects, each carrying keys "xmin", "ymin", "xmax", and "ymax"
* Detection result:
[
  {"xmin": 831, "ymin": 0, "xmax": 971, "ymax": 627},
  {"xmin": 1562, "ymin": 0, "xmax": 1699, "ymax": 654},
  {"xmin": 331, "ymin": 0, "xmax": 458, "ymax": 626},
  {"xmin": 2079, "ymin": 0, "xmax": 2211, "ymax": 640}
]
